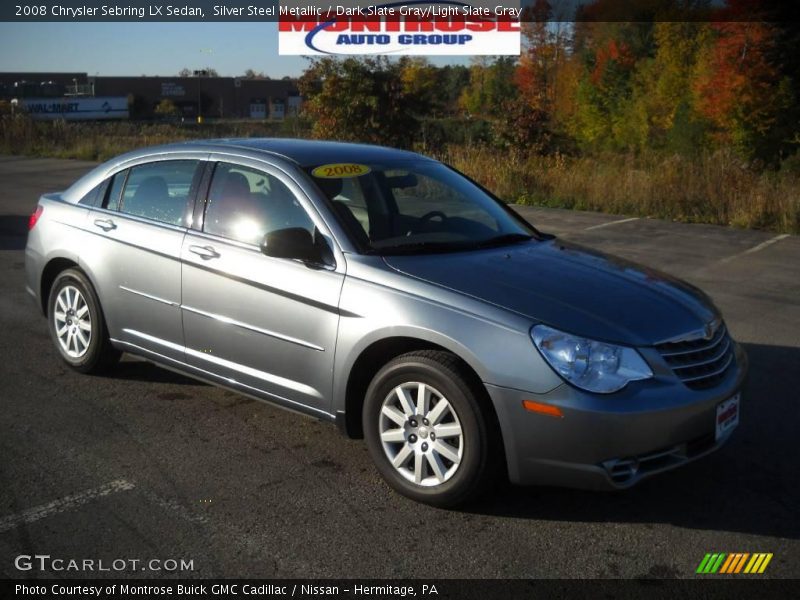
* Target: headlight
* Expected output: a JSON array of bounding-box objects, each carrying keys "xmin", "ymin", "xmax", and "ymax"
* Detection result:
[{"xmin": 531, "ymin": 324, "xmax": 652, "ymax": 393}]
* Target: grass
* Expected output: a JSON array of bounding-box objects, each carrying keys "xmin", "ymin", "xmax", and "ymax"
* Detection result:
[
  {"xmin": 2, "ymin": 116, "xmax": 798, "ymax": 234},
  {"xmin": 0, "ymin": 117, "xmax": 302, "ymax": 162},
  {"xmin": 443, "ymin": 146, "xmax": 800, "ymax": 234}
]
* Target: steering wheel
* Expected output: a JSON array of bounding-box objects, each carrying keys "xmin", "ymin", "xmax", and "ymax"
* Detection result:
[{"xmin": 417, "ymin": 210, "xmax": 447, "ymax": 230}]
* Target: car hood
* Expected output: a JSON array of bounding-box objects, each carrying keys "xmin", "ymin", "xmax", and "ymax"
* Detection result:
[{"xmin": 382, "ymin": 239, "xmax": 719, "ymax": 346}]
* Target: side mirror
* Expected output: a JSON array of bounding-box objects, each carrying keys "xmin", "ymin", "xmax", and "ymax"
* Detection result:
[{"xmin": 260, "ymin": 227, "xmax": 330, "ymax": 265}]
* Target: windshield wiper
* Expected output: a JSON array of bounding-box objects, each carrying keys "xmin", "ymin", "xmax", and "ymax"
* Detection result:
[{"xmin": 474, "ymin": 233, "xmax": 534, "ymax": 249}]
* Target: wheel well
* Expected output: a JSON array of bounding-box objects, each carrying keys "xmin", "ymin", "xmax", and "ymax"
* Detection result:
[
  {"xmin": 342, "ymin": 337, "xmax": 500, "ymax": 445},
  {"xmin": 40, "ymin": 258, "xmax": 79, "ymax": 315}
]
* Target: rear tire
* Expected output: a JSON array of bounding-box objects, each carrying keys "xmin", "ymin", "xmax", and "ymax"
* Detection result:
[
  {"xmin": 363, "ymin": 350, "xmax": 497, "ymax": 507},
  {"xmin": 47, "ymin": 268, "xmax": 120, "ymax": 374}
]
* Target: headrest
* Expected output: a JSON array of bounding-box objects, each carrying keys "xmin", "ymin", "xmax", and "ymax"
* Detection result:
[
  {"xmin": 223, "ymin": 171, "xmax": 251, "ymax": 199},
  {"xmin": 133, "ymin": 176, "xmax": 168, "ymax": 201}
]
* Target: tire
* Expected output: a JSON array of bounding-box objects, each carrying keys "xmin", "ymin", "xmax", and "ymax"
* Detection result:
[
  {"xmin": 47, "ymin": 268, "xmax": 121, "ymax": 374},
  {"xmin": 363, "ymin": 350, "xmax": 498, "ymax": 507}
]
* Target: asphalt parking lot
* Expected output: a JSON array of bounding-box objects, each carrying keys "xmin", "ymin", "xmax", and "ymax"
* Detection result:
[{"xmin": 1, "ymin": 156, "xmax": 798, "ymax": 579}]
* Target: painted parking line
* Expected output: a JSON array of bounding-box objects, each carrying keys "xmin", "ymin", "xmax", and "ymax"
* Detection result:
[
  {"xmin": 0, "ymin": 479, "xmax": 135, "ymax": 533},
  {"xmin": 719, "ymin": 234, "xmax": 790, "ymax": 264},
  {"xmin": 584, "ymin": 217, "xmax": 640, "ymax": 231}
]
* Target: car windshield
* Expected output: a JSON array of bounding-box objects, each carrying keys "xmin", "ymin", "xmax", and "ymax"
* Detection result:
[{"xmin": 304, "ymin": 160, "xmax": 535, "ymax": 255}]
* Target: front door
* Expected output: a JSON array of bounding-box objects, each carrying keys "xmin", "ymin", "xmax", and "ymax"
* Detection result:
[{"xmin": 180, "ymin": 160, "xmax": 344, "ymax": 415}]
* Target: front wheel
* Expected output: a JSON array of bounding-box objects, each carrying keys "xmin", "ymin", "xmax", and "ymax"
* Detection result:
[
  {"xmin": 363, "ymin": 350, "xmax": 497, "ymax": 507},
  {"xmin": 47, "ymin": 268, "xmax": 121, "ymax": 373}
]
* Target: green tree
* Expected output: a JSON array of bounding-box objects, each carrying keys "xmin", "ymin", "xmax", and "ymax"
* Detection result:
[
  {"xmin": 297, "ymin": 57, "xmax": 418, "ymax": 147},
  {"xmin": 615, "ymin": 22, "xmax": 711, "ymax": 151},
  {"xmin": 243, "ymin": 69, "xmax": 269, "ymax": 79},
  {"xmin": 459, "ymin": 57, "xmax": 519, "ymax": 118},
  {"xmin": 435, "ymin": 65, "xmax": 470, "ymax": 116}
]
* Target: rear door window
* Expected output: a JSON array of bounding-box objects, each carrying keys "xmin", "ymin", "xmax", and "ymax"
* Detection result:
[{"xmin": 117, "ymin": 160, "xmax": 201, "ymax": 226}]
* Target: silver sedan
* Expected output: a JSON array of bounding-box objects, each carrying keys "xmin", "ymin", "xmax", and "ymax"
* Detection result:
[{"xmin": 25, "ymin": 139, "xmax": 747, "ymax": 506}]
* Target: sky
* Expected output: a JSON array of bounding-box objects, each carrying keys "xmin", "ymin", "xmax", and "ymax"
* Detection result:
[{"xmin": 0, "ymin": 22, "xmax": 469, "ymax": 78}]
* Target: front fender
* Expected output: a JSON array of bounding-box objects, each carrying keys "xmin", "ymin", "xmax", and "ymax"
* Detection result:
[{"xmin": 332, "ymin": 258, "xmax": 563, "ymax": 416}]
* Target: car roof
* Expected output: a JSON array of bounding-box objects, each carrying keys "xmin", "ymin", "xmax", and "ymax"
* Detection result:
[
  {"xmin": 62, "ymin": 138, "xmax": 435, "ymax": 205},
  {"xmin": 182, "ymin": 138, "xmax": 429, "ymax": 167}
]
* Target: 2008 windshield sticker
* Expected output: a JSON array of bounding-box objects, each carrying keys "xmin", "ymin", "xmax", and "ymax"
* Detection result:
[{"xmin": 312, "ymin": 164, "xmax": 371, "ymax": 178}]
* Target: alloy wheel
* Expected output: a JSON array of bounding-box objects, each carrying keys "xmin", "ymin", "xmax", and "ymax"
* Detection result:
[
  {"xmin": 378, "ymin": 381, "xmax": 464, "ymax": 487},
  {"xmin": 53, "ymin": 285, "xmax": 92, "ymax": 358}
]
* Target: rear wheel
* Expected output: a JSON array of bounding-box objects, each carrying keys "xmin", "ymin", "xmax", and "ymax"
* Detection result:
[
  {"xmin": 47, "ymin": 268, "xmax": 120, "ymax": 373},
  {"xmin": 363, "ymin": 350, "xmax": 497, "ymax": 507}
]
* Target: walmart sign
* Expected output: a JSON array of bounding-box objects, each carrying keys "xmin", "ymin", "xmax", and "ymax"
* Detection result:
[{"xmin": 18, "ymin": 97, "xmax": 129, "ymax": 121}]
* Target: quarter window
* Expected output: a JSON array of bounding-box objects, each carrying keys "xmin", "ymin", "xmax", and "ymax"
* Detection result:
[
  {"xmin": 104, "ymin": 170, "xmax": 127, "ymax": 211},
  {"xmin": 204, "ymin": 162, "xmax": 314, "ymax": 245},
  {"xmin": 78, "ymin": 180, "xmax": 109, "ymax": 207},
  {"xmin": 117, "ymin": 160, "xmax": 200, "ymax": 226}
]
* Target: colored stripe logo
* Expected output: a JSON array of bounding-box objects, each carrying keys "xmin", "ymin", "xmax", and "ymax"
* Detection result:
[{"xmin": 697, "ymin": 553, "xmax": 773, "ymax": 574}]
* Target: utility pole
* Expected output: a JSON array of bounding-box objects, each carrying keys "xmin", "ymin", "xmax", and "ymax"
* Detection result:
[
  {"xmin": 194, "ymin": 48, "xmax": 213, "ymax": 124},
  {"xmin": 193, "ymin": 69, "xmax": 206, "ymax": 123}
]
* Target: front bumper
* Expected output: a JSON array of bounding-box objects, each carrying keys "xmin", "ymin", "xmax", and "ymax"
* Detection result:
[{"xmin": 488, "ymin": 342, "xmax": 748, "ymax": 490}]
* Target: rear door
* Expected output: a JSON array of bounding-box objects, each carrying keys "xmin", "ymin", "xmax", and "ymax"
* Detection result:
[
  {"xmin": 180, "ymin": 158, "xmax": 344, "ymax": 416},
  {"xmin": 83, "ymin": 158, "xmax": 204, "ymax": 361}
]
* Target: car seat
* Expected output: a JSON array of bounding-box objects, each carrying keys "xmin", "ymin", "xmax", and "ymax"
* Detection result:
[{"xmin": 127, "ymin": 175, "xmax": 180, "ymax": 224}]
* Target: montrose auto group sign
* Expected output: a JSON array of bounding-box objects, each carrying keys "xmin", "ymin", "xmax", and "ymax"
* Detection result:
[{"xmin": 278, "ymin": 1, "xmax": 521, "ymax": 55}]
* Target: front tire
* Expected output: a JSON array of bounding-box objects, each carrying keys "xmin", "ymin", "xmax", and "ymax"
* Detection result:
[
  {"xmin": 47, "ymin": 268, "xmax": 120, "ymax": 373},
  {"xmin": 363, "ymin": 350, "xmax": 497, "ymax": 507}
]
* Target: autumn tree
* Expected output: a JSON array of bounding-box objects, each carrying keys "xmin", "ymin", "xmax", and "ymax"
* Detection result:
[
  {"xmin": 602, "ymin": 21, "xmax": 713, "ymax": 153},
  {"xmin": 693, "ymin": 19, "xmax": 794, "ymax": 162},
  {"xmin": 516, "ymin": 0, "xmax": 571, "ymax": 115},
  {"xmin": 398, "ymin": 57, "xmax": 440, "ymax": 116},
  {"xmin": 570, "ymin": 27, "xmax": 641, "ymax": 150},
  {"xmin": 293, "ymin": 2, "xmax": 799, "ymax": 164},
  {"xmin": 643, "ymin": 23, "xmax": 709, "ymax": 142},
  {"xmin": 510, "ymin": 2, "xmax": 578, "ymax": 152}
]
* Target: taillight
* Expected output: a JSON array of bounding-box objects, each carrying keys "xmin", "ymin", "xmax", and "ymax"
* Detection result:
[{"xmin": 28, "ymin": 206, "xmax": 43, "ymax": 230}]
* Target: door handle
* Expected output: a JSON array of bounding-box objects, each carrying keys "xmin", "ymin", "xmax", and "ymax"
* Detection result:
[
  {"xmin": 188, "ymin": 244, "xmax": 220, "ymax": 260},
  {"xmin": 93, "ymin": 218, "xmax": 117, "ymax": 232}
]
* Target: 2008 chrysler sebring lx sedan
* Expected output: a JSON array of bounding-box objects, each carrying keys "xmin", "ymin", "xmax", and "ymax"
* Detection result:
[{"xmin": 25, "ymin": 139, "xmax": 746, "ymax": 506}]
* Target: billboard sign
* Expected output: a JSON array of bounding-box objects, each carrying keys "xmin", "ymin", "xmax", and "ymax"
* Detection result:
[{"xmin": 17, "ymin": 96, "xmax": 129, "ymax": 120}]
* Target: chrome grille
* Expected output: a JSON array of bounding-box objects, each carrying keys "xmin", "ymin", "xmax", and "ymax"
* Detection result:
[{"xmin": 656, "ymin": 323, "xmax": 734, "ymax": 390}]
